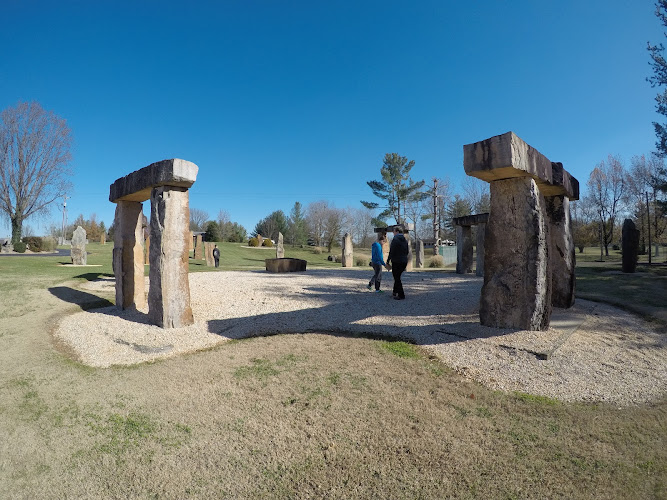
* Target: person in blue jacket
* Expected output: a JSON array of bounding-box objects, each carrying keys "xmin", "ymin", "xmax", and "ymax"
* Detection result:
[{"xmin": 367, "ymin": 234, "xmax": 387, "ymax": 292}]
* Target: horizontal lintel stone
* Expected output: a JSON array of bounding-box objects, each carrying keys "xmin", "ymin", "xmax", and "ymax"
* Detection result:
[
  {"xmin": 463, "ymin": 132, "xmax": 577, "ymax": 199},
  {"xmin": 452, "ymin": 213, "xmax": 489, "ymax": 227},
  {"xmin": 109, "ymin": 159, "xmax": 199, "ymax": 203}
]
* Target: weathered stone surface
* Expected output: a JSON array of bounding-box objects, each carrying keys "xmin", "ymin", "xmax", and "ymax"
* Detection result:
[
  {"xmin": 551, "ymin": 162, "xmax": 580, "ymax": 201},
  {"xmin": 342, "ymin": 233, "xmax": 353, "ymax": 267},
  {"xmin": 622, "ymin": 219, "xmax": 640, "ymax": 273},
  {"xmin": 194, "ymin": 234, "xmax": 203, "ymax": 260},
  {"xmin": 265, "ymin": 258, "xmax": 307, "ymax": 273},
  {"xmin": 464, "ymin": 132, "xmax": 577, "ymax": 199},
  {"xmin": 476, "ymin": 223, "xmax": 486, "ymax": 277},
  {"xmin": 546, "ymin": 195, "xmax": 575, "ymax": 307},
  {"xmin": 204, "ymin": 241, "xmax": 215, "ymax": 267},
  {"xmin": 144, "ymin": 235, "xmax": 150, "ymax": 265},
  {"xmin": 456, "ymin": 225, "xmax": 473, "ymax": 274},
  {"xmin": 189, "ymin": 231, "xmax": 194, "ymax": 251},
  {"xmin": 416, "ymin": 239, "xmax": 424, "ymax": 268},
  {"xmin": 109, "ymin": 159, "xmax": 198, "ymax": 203},
  {"xmin": 100, "ymin": 232, "xmax": 106, "ymax": 245},
  {"xmin": 257, "ymin": 234, "xmax": 264, "ymax": 247},
  {"xmin": 148, "ymin": 186, "xmax": 194, "ymax": 328},
  {"xmin": 452, "ymin": 213, "xmax": 489, "ymax": 227},
  {"xmin": 480, "ymin": 177, "xmax": 552, "ymax": 331},
  {"xmin": 113, "ymin": 202, "xmax": 145, "ymax": 310},
  {"xmin": 276, "ymin": 232, "xmax": 284, "ymax": 258},
  {"xmin": 71, "ymin": 226, "xmax": 88, "ymax": 265},
  {"xmin": 406, "ymin": 234, "xmax": 413, "ymax": 271}
]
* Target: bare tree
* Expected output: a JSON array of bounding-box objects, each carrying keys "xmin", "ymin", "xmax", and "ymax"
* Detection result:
[
  {"xmin": 462, "ymin": 176, "xmax": 490, "ymax": 214},
  {"xmin": 306, "ymin": 200, "xmax": 330, "ymax": 247},
  {"xmin": 324, "ymin": 206, "xmax": 344, "ymax": 253},
  {"xmin": 629, "ymin": 155, "xmax": 667, "ymax": 256},
  {"xmin": 586, "ymin": 155, "xmax": 627, "ymax": 257},
  {"xmin": 189, "ymin": 208, "xmax": 209, "ymax": 231},
  {"xmin": 217, "ymin": 209, "xmax": 230, "ymax": 241},
  {"xmin": 0, "ymin": 101, "xmax": 73, "ymax": 244},
  {"xmin": 345, "ymin": 206, "xmax": 375, "ymax": 247}
]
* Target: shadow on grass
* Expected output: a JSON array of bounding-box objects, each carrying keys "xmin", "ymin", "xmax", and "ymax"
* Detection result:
[
  {"xmin": 73, "ymin": 272, "xmax": 114, "ymax": 281},
  {"xmin": 49, "ymin": 286, "xmax": 114, "ymax": 311}
]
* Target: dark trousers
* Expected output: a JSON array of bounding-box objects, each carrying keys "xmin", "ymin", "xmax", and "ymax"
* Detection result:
[
  {"xmin": 214, "ymin": 258, "xmax": 219, "ymax": 268},
  {"xmin": 369, "ymin": 263, "xmax": 383, "ymax": 290},
  {"xmin": 391, "ymin": 262, "xmax": 407, "ymax": 298}
]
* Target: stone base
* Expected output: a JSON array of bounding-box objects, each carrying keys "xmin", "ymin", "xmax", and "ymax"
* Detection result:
[{"xmin": 265, "ymin": 258, "xmax": 307, "ymax": 273}]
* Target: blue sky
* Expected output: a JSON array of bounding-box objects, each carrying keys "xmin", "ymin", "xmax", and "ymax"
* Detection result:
[{"xmin": 0, "ymin": 0, "xmax": 663, "ymax": 236}]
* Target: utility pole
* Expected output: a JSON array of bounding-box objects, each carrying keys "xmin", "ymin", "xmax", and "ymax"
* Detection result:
[{"xmin": 61, "ymin": 194, "xmax": 68, "ymax": 245}]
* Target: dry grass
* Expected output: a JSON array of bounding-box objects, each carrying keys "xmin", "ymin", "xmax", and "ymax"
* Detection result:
[{"xmin": 0, "ymin": 250, "xmax": 665, "ymax": 498}]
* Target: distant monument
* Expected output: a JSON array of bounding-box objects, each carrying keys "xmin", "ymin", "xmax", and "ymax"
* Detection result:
[
  {"xmin": 342, "ymin": 233, "xmax": 353, "ymax": 267},
  {"xmin": 622, "ymin": 219, "xmax": 639, "ymax": 273},
  {"xmin": 71, "ymin": 226, "xmax": 87, "ymax": 265},
  {"xmin": 276, "ymin": 232, "xmax": 284, "ymax": 258}
]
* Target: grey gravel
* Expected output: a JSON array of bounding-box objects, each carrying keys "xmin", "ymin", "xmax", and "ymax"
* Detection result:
[{"xmin": 56, "ymin": 269, "xmax": 667, "ymax": 406}]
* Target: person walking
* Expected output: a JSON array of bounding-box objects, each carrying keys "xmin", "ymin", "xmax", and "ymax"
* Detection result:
[
  {"xmin": 367, "ymin": 234, "xmax": 387, "ymax": 293},
  {"xmin": 386, "ymin": 226, "xmax": 409, "ymax": 300},
  {"xmin": 213, "ymin": 244, "xmax": 220, "ymax": 268}
]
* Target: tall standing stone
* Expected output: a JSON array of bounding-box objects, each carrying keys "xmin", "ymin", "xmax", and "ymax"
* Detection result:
[
  {"xmin": 480, "ymin": 177, "xmax": 552, "ymax": 330},
  {"xmin": 113, "ymin": 202, "xmax": 145, "ymax": 310},
  {"xmin": 100, "ymin": 232, "xmax": 106, "ymax": 245},
  {"xmin": 71, "ymin": 226, "xmax": 88, "ymax": 266},
  {"xmin": 204, "ymin": 241, "xmax": 215, "ymax": 267},
  {"xmin": 406, "ymin": 234, "xmax": 413, "ymax": 271},
  {"xmin": 342, "ymin": 232, "xmax": 353, "ymax": 267},
  {"xmin": 546, "ymin": 195, "xmax": 575, "ymax": 307},
  {"xmin": 622, "ymin": 219, "xmax": 640, "ymax": 273},
  {"xmin": 416, "ymin": 239, "xmax": 424, "ymax": 268},
  {"xmin": 194, "ymin": 234, "xmax": 203, "ymax": 260},
  {"xmin": 276, "ymin": 232, "xmax": 284, "ymax": 258},
  {"xmin": 456, "ymin": 225, "xmax": 473, "ymax": 274},
  {"xmin": 144, "ymin": 235, "xmax": 151, "ymax": 265},
  {"xmin": 476, "ymin": 223, "xmax": 485, "ymax": 277},
  {"xmin": 148, "ymin": 186, "xmax": 194, "ymax": 328}
]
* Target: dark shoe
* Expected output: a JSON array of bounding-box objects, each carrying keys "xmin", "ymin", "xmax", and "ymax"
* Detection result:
[{"xmin": 393, "ymin": 296, "xmax": 405, "ymax": 300}]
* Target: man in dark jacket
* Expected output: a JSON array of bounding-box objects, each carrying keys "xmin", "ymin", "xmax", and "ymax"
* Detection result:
[{"xmin": 387, "ymin": 226, "xmax": 409, "ymax": 300}]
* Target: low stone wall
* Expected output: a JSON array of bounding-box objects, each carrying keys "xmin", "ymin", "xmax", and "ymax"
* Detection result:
[{"xmin": 265, "ymin": 258, "xmax": 307, "ymax": 273}]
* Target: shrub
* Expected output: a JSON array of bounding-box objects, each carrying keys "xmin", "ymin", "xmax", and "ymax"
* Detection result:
[
  {"xmin": 41, "ymin": 237, "xmax": 56, "ymax": 252},
  {"xmin": 22, "ymin": 236, "xmax": 43, "ymax": 252},
  {"xmin": 263, "ymin": 239, "xmax": 273, "ymax": 247},
  {"xmin": 355, "ymin": 256, "xmax": 367, "ymax": 267},
  {"xmin": 428, "ymin": 255, "xmax": 444, "ymax": 268},
  {"xmin": 248, "ymin": 237, "xmax": 259, "ymax": 247},
  {"xmin": 312, "ymin": 247, "xmax": 322, "ymax": 254},
  {"xmin": 14, "ymin": 241, "xmax": 27, "ymax": 253}
]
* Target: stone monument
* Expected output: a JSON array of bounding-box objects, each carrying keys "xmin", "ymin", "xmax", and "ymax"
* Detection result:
[
  {"xmin": 342, "ymin": 232, "xmax": 353, "ymax": 267},
  {"xmin": 204, "ymin": 241, "xmax": 215, "ymax": 267},
  {"xmin": 110, "ymin": 158, "xmax": 198, "ymax": 328},
  {"xmin": 416, "ymin": 239, "xmax": 424, "ymax": 268},
  {"xmin": 71, "ymin": 226, "xmax": 87, "ymax": 265},
  {"xmin": 276, "ymin": 232, "xmax": 284, "ymax": 258},
  {"xmin": 453, "ymin": 214, "xmax": 488, "ymax": 276},
  {"xmin": 464, "ymin": 132, "xmax": 579, "ymax": 330},
  {"xmin": 622, "ymin": 218, "xmax": 639, "ymax": 273}
]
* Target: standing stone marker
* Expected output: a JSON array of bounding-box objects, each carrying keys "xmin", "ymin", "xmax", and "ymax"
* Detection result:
[
  {"xmin": 100, "ymin": 232, "xmax": 106, "ymax": 245},
  {"xmin": 276, "ymin": 232, "xmax": 284, "ymax": 258},
  {"xmin": 71, "ymin": 226, "xmax": 87, "ymax": 265},
  {"xmin": 204, "ymin": 241, "xmax": 215, "ymax": 267},
  {"xmin": 144, "ymin": 235, "xmax": 151, "ymax": 265},
  {"xmin": 416, "ymin": 239, "xmax": 424, "ymax": 268},
  {"xmin": 622, "ymin": 219, "xmax": 640, "ymax": 273},
  {"xmin": 194, "ymin": 234, "xmax": 203, "ymax": 260},
  {"xmin": 110, "ymin": 158, "xmax": 197, "ymax": 327},
  {"xmin": 256, "ymin": 234, "xmax": 264, "ymax": 247},
  {"xmin": 464, "ymin": 132, "xmax": 579, "ymax": 330},
  {"xmin": 342, "ymin": 233, "xmax": 353, "ymax": 267}
]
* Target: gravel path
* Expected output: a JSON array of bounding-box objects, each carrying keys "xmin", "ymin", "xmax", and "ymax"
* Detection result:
[{"xmin": 55, "ymin": 269, "xmax": 667, "ymax": 406}]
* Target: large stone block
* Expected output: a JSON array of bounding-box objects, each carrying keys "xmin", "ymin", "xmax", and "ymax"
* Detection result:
[
  {"xmin": 476, "ymin": 223, "xmax": 486, "ymax": 277},
  {"xmin": 416, "ymin": 239, "xmax": 424, "ymax": 268},
  {"xmin": 456, "ymin": 225, "xmax": 473, "ymax": 274},
  {"xmin": 109, "ymin": 159, "xmax": 198, "ymax": 203},
  {"xmin": 480, "ymin": 177, "xmax": 552, "ymax": 330},
  {"xmin": 265, "ymin": 258, "xmax": 307, "ymax": 272},
  {"xmin": 70, "ymin": 226, "xmax": 87, "ymax": 265},
  {"xmin": 113, "ymin": 201, "xmax": 145, "ymax": 310},
  {"xmin": 148, "ymin": 186, "xmax": 194, "ymax": 328},
  {"xmin": 464, "ymin": 132, "xmax": 577, "ymax": 199},
  {"xmin": 622, "ymin": 219, "xmax": 640, "ymax": 273},
  {"xmin": 342, "ymin": 233, "xmax": 353, "ymax": 267},
  {"xmin": 546, "ymin": 195, "xmax": 575, "ymax": 308}
]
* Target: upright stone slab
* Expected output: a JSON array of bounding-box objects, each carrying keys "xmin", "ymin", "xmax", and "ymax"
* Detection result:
[
  {"xmin": 406, "ymin": 234, "xmax": 413, "ymax": 271},
  {"xmin": 71, "ymin": 226, "xmax": 88, "ymax": 265},
  {"xmin": 144, "ymin": 235, "xmax": 150, "ymax": 265},
  {"xmin": 257, "ymin": 234, "xmax": 264, "ymax": 247},
  {"xmin": 194, "ymin": 234, "xmax": 203, "ymax": 260},
  {"xmin": 113, "ymin": 201, "xmax": 145, "ymax": 310},
  {"xmin": 100, "ymin": 232, "xmax": 106, "ymax": 245},
  {"xmin": 546, "ymin": 195, "xmax": 575, "ymax": 307},
  {"xmin": 204, "ymin": 241, "xmax": 215, "ymax": 267},
  {"xmin": 342, "ymin": 233, "xmax": 353, "ymax": 267},
  {"xmin": 456, "ymin": 225, "xmax": 473, "ymax": 274},
  {"xmin": 148, "ymin": 186, "xmax": 194, "ymax": 328},
  {"xmin": 476, "ymin": 223, "xmax": 485, "ymax": 277},
  {"xmin": 110, "ymin": 158, "xmax": 198, "ymax": 327},
  {"xmin": 189, "ymin": 231, "xmax": 194, "ymax": 251},
  {"xmin": 276, "ymin": 232, "xmax": 284, "ymax": 258},
  {"xmin": 622, "ymin": 219, "xmax": 639, "ymax": 273},
  {"xmin": 481, "ymin": 178, "xmax": 552, "ymax": 330},
  {"xmin": 416, "ymin": 239, "xmax": 424, "ymax": 268}
]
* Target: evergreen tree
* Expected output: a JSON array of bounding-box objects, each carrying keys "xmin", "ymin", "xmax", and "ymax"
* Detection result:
[
  {"xmin": 288, "ymin": 201, "xmax": 308, "ymax": 246},
  {"xmin": 361, "ymin": 153, "xmax": 425, "ymax": 226}
]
